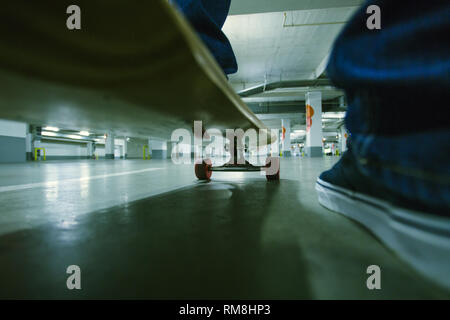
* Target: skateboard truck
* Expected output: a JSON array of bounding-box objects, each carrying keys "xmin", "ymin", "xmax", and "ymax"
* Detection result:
[{"xmin": 195, "ymin": 136, "xmax": 280, "ymax": 181}]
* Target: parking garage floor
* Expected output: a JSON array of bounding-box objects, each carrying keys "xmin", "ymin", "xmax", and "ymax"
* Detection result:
[{"xmin": 0, "ymin": 158, "xmax": 448, "ymax": 299}]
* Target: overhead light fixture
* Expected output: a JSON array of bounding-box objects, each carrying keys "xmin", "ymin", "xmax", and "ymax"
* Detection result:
[
  {"xmin": 322, "ymin": 112, "xmax": 346, "ymax": 119},
  {"xmin": 43, "ymin": 126, "xmax": 59, "ymax": 132},
  {"xmin": 79, "ymin": 131, "xmax": 90, "ymax": 136},
  {"xmin": 126, "ymin": 138, "xmax": 130, "ymax": 142},
  {"xmin": 42, "ymin": 131, "xmax": 58, "ymax": 137},
  {"xmin": 67, "ymin": 134, "xmax": 82, "ymax": 140}
]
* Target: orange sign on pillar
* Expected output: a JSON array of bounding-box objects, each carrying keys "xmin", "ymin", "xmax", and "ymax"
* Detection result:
[{"xmin": 306, "ymin": 104, "xmax": 315, "ymax": 132}]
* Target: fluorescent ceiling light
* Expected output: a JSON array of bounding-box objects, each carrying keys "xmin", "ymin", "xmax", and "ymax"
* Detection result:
[
  {"xmin": 67, "ymin": 134, "xmax": 82, "ymax": 140},
  {"xmin": 322, "ymin": 112, "xmax": 346, "ymax": 119},
  {"xmin": 79, "ymin": 131, "xmax": 90, "ymax": 136},
  {"xmin": 43, "ymin": 126, "xmax": 59, "ymax": 132},
  {"xmin": 42, "ymin": 131, "xmax": 58, "ymax": 137}
]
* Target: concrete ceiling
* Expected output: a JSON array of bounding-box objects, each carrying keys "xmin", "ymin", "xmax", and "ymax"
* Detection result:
[
  {"xmin": 224, "ymin": 1, "xmax": 358, "ymax": 134},
  {"xmin": 229, "ymin": 0, "xmax": 363, "ymax": 15},
  {"xmin": 224, "ymin": 6, "xmax": 359, "ymax": 86}
]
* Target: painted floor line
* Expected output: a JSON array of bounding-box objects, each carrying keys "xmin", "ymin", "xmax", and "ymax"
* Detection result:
[{"xmin": 0, "ymin": 168, "xmax": 163, "ymax": 193}]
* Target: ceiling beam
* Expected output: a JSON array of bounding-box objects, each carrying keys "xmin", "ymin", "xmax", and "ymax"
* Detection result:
[
  {"xmin": 256, "ymin": 113, "xmax": 304, "ymax": 120},
  {"xmin": 237, "ymin": 79, "xmax": 333, "ymax": 97},
  {"xmin": 310, "ymin": 52, "xmax": 331, "ymax": 79},
  {"xmin": 229, "ymin": 0, "xmax": 364, "ymax": 16}
]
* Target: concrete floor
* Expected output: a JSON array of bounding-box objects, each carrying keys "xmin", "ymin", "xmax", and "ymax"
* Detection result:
[{"xmin": 0, "ymin": 157, "xmax": 448, "ymax": 299}]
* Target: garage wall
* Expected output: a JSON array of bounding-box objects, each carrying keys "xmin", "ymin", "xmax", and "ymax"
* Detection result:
[
  {"xmin": 0, "ymin": 119, "xmax": 27, "ymax": 163},
  {"xmin": 40, "ymin": 140, "xmax": 89, "ymax": 160},
  {"xmin": 39, "ymin": 141, "xmax": 112, "ymax": 160},
  {"xmin": 126, "ymin": 138, "xmax": 149, "ymax": 159},
  {"xmin": 124, "ymin": 138, "xmax": 169, "ymax": 159},
  {"xmin": 36, "ymin": 139, "xmax": 152, "ymax": 160},
  {"xmin": 95, "ymin": 145, "xmax": 105, "ymax": 158},
  {"xmin": 149, "ymin": 139, "xmax": 167, "ymax": 159}
]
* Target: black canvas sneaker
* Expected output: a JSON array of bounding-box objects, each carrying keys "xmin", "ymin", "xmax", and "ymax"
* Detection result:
[{"xmin": 316, "ymin": 149, "xmax": 450, "ymax": 289}]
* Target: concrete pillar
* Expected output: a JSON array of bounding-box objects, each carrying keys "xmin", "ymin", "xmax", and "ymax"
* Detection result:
[
  {"xmin": 87, "ymin": 141, "xmax": 94, "ymax": 159},
  {"xmin": 340, "ymin": 125, "xmax": 349, "ymax": 153},
  {"xmin": 147, "ymin": 138, "xmax": 153, "ymax": 159},
  {"xmin": 281, "ymin": 119, "xmax": 291, "ymax": 157},
  {"xmin": 124, "ymin": 138, "xmax": 128, "ymax": 159},
  {"xmin": 339, "ymin": 95, "xmax": 345, "ymax": 108},
  {"xmin": 32, "ymin": 126, "xmax": 42, "ymax": 160},
  {"xmin": 105, "ymin": 131, "xmax": 115, "ymax": 159},
  {"xmin": 305, "ymin": 92, "xmax": 323, "ymax": 157},
  {"xmin": 167, "ymin": 141, "xmax": 173, "ymax": 160},
  {"xmin": 150, "ymin": 138, "xmax": 167, "ymax": 159},
  {"xmin": 26, "ymin": 125, "xmax": 33, "ymax": 161}
]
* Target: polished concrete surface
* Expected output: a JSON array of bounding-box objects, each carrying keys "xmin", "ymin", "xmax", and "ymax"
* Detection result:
[{"xmin": 0, "ymin": 157, "xmax": 448, "ymax": 299}]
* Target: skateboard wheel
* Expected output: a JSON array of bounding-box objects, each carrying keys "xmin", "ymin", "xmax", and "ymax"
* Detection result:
[
  {"xmin": 195, "ymin": 159, "xmax": 212, "ymax": 180},
  {"xmin": 265, "ymin": 157, "xmax": 280, "ymax": 181}
]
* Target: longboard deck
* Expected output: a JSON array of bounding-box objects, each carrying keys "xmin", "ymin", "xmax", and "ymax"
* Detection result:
[{"xmin": 0, "ymin": 0, "xmax": 271, "ymax": 141}]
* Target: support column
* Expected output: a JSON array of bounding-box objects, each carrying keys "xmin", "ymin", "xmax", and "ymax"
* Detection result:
[
  {"xmin": 339, "ymin": 95, "xmax": 346, "ymax": 108},
  {"xmin": 26, "ymin": 125, "xmax": 33, "ymax": 161},
  {"xmin": 87, "ymin": 141, "xmax": 94, "ymax": 159},
  {"xmin": 281, "ymin": 118, "xmax": 291, "ymax": 157},
  {"xmin": 150, "ymin": 138, "xmax": 167, "ymax": 159},
  {"xmin": 32, "ymin": 126, "xmax": 42, "ymax": 161},
  {"xmin": 147, "ymin": 138, "xmax": 153, "ymax": 159},
  {"xmin": 340, "ymin": 125, "xmax": 349, "ymax": 153},
  {"xmin": 167, "ymin": 141, "xmax": 173, "ymax": 160},
  {"xmin": 305, "ymin": 92, "xmax": 323, "ymax": 157},
  {"xmin": 124, "ymin": 137, "xmax": 128, "ymax": 159},
  {"xmin": 105, "ymin": 131, "xmax": 115, "ymax": 159}
]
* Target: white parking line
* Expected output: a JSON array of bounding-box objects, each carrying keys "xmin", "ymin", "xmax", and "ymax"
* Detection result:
[{"xmin": 0, "ymin": 168, "xmax": 163, "ymax": 193}]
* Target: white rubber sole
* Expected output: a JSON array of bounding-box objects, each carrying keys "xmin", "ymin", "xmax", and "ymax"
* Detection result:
[{"xmin": 316, "ymin": 178, "xmax": 450, "ymax": 290}]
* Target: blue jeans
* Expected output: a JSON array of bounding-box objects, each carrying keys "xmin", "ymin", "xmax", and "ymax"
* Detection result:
[{"xmin": 171, "ymin": 0, "xmax": 238, "ymax": 75}]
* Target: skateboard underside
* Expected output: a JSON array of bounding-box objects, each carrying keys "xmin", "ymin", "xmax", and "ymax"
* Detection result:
[{"xmin": 0, "ymin": 0, "xmax": 272, "ymax": 142}]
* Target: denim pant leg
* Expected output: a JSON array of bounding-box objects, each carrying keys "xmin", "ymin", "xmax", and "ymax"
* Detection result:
[
  {"xmin": 326, "ymin": 0, "xmax": 450, "ymax": 211},
  {"xmin": 171, "ymin": 0, "xmax": 238, "ymax": 75}
]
